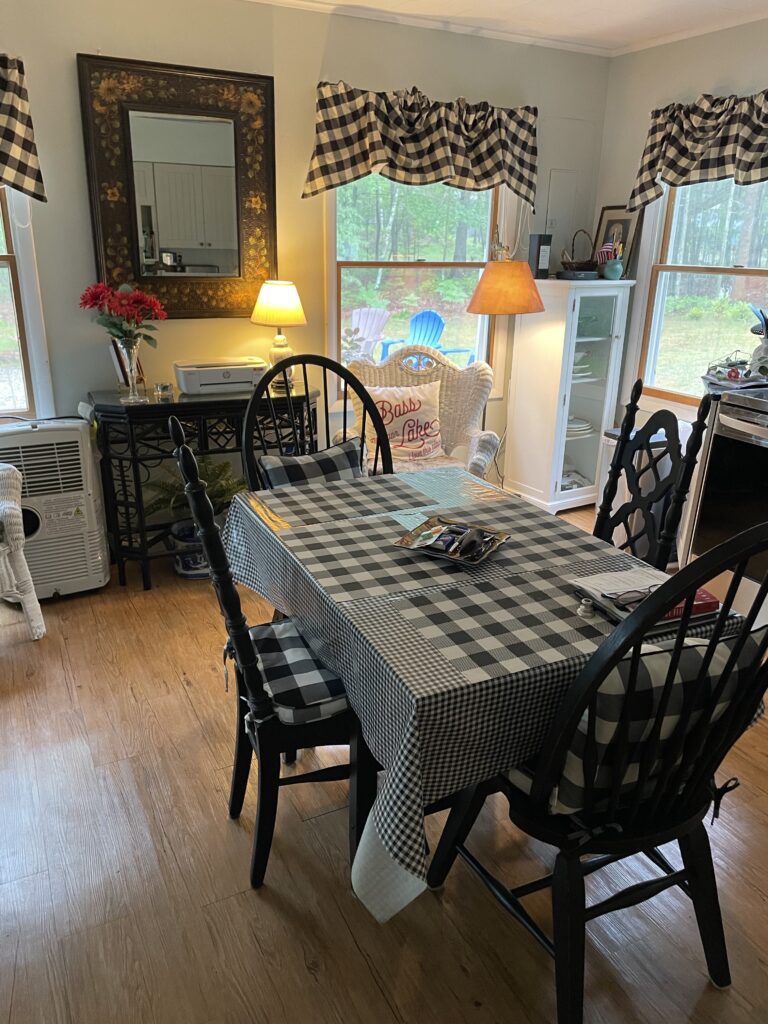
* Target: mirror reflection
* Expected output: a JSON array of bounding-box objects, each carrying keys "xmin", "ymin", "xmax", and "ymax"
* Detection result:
[{"xmin": 128, "ymin": 111, "xmax": 239, "ymax": 277}]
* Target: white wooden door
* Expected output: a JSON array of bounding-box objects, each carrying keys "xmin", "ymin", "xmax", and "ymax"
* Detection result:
[
  {"xmin": 200, "ymin": 165, "xmax": 238, "ymax": 250},
  {"xmin": 132, "ymin": 161, "xmax": 155, "ymax": 208},
  {"xmin": 153, "ymin": 163, "xmax": 205, "ymax": 250}
]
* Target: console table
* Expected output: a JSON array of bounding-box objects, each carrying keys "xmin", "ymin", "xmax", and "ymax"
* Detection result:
[{"xmin": 90, "ymin": 387, "xmax": 318, "ymax": 589}]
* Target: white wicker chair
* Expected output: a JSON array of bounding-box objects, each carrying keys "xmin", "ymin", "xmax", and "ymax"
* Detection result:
[
  {"xmin": 0, "ymin": 463, "xmax": 45, "ymax": 640},
  {"xmin": 348, "ymin": 346, "xmax": 500, "ymax": 478}
]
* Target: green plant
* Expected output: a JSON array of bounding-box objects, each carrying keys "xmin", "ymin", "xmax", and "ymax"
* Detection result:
[{"xmin": 144, "ymin": 457, "xmax": 245, "ymax": 520}]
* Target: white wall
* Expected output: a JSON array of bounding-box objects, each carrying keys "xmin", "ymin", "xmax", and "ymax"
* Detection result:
[
  {"xmin": 596, "ymin": 18, "xmax": 768, "ymax": 208},
  {"xmin": 594, "ymin": 17, "xmax": 768, "ymax": 418},
  {"xmin": 129, "ymin": 113, "xmax": 235, "ymax": 166},
  {"xmin": 5, "ymin": 0, "xmax": 610, "ymax": 415}
]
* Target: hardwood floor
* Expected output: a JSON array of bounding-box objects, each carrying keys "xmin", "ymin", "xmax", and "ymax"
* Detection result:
[{"xmin": 1, "ymin": 529, "xmax": 767, "ymax": 1023}]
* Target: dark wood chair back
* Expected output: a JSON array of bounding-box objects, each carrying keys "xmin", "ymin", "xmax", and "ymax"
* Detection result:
[
  {"xmin": 169, "ymin": 416, "xmax": 272, "ymax": 720},
  {"xmin": 241, "ymin": 354, "xmax": 393, "ymax": 490},
  {"xmin": 594, "ymin": 380, "xmax": 711, "ymax": 570},
  {"xmin": 531, "ymin": 522, "xmax": 768, "ymax": 832}
]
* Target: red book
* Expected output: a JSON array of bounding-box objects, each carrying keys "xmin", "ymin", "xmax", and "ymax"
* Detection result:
[{"xmin": 662, "ymin": 587, "xmax": 720, "ymax": 621}]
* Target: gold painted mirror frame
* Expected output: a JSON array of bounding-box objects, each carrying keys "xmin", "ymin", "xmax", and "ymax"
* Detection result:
[{"xmin": 77, "ymin": 53, "xmax": 277, "ymax": 318}]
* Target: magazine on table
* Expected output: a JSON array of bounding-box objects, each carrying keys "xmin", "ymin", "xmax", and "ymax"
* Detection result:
[{"xmin": 570, "ymin": 565, "xmax": 721, "ymax": 629}]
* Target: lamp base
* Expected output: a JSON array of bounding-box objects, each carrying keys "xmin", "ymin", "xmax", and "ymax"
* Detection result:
[{"xmin": 268, "ymin": 331, "xmax": 295, "ymax": 390}]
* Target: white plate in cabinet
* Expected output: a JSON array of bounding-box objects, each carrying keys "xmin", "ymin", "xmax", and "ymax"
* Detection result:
[{"xmin": 504, "ymin": 279, "xmax": 634, "ymax": 513}]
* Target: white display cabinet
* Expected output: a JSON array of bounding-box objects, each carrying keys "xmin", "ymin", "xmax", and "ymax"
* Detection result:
[{"xmin": 504, "ymin": 279, "xmax": 635, "ymax": 513}]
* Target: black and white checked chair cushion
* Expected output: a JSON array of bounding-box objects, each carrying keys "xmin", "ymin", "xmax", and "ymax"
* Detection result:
[
  {"xmin": 259, "ymin": 437, "xmax": 365, "ymax": 488},
  {"xmin": 508, "ymin": 626, "xmax": 767, "ymax": 816},
  {"xmin": 248, "ymin": 619, "xmax": 348, "ymax": 726}
]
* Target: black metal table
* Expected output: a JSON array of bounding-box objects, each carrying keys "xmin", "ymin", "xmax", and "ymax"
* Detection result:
[{"xmin": 90, "ymin": 386, "xmax": 317, "ymax": 589}]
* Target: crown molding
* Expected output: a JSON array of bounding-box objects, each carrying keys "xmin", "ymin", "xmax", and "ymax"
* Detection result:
[
  {"xmin": 240, "ymin": 0, "xmax": 615, "ymax": 57},
  {"xmin": 241, "ymin": 0, "xmax": 768, "ymax": 61},
  {"xmin": 610, "ymin": 12, "xmax": 768, "ymax": 56}
]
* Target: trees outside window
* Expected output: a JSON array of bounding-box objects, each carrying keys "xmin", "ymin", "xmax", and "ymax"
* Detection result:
[
  {"xmin": 334, "ymin": 178, "xmax": 496, "ymax": 366},
  {"xmin": 0, "ymin": 187, "xmax": 35, "ymax": 415},
  {"xmin": 641, "ymin": 179, "xmax": 768, "ymax": 401}
]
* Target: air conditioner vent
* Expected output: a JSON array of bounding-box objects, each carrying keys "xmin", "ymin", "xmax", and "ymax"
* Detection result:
[{"xmin": 0, "ymin": 440, "xmax": 84, "ymax": 495}]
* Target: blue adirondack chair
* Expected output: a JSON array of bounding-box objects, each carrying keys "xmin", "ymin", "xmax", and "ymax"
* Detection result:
[{"xmin": 379, "ymin": 310, "xmax": 475, "ymax": 364}]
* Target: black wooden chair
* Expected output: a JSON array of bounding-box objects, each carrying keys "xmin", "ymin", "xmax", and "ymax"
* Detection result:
[
  {"xmin": 241, "ymin": 354, "xmax": 393, "ymax": 490},
  {"xmin": 169, "ymin": 416, "xmax": 378, "ymax": 886},
  {"xmin": 427, "ymin": 522, "xmax": 768, "ymax": 1024},
  {"xmin": 593, "ymin": 379, "xmax": 711, "ymax": 570}
]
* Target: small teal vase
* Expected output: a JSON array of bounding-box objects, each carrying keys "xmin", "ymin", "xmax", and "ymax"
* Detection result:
[{"xmin": 602, "ymin": 259, "xmax": 623, "ymax": 280}]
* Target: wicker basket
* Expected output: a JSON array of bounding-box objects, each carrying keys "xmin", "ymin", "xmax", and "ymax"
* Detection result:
[{"xmin": 560, "ymin": 229, "xmax": 597, "ymax": 273}]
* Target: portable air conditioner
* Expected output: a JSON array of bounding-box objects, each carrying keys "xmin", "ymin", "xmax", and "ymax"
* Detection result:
[{"xmin": 0, "ymin": 418, "xmax": 109, "ymax": 598}]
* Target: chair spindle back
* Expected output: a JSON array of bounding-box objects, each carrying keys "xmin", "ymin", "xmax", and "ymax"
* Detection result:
[
  {"xmin": 241, "ymin": 355, "xmax": 393, "ymax": 489},
  {"xmin": 169, "ymin": 416, "xmax": 272, "ymax": 720},
  {"xmin": 532, "ymin": 522, "xmax": 768, "ymax": 829}
]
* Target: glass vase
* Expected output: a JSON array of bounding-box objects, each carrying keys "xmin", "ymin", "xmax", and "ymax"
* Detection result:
[{"xmin": 116, "ymin": 338, "xmax": 148, "ymax": 404}]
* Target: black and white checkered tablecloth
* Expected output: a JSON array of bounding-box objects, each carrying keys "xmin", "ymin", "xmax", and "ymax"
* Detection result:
[
  {"xmin": 238, "ymin": 468, "xmax": 508, "ymax": 531},
  {"xmin": 221, "ymin": 469, "xmax": 656, "ymax": 920}
]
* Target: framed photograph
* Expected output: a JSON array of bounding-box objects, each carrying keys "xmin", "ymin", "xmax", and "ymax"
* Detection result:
[{"xmin": 592, "ymin": 206, "xmax": 641, "ymax": 272}]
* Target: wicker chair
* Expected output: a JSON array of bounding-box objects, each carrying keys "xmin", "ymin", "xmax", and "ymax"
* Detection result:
[
  {"xmin": 348, "ymin": 346, "xmax": 500, "ymax": 478},
  {"xmin": 0, "ymin": 463, "xmax": 45, "ymax": 640}
]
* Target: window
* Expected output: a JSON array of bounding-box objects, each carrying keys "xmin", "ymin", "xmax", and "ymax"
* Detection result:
[
  {"xmin": 0, "ymin": 187, "xmax": 35, "ymax": 415},
  {"xmin": 641, "ymin": 179, "xmax": 768, "ymax": 401},
  {"xmin": 334, "ymin": 178, "xmax": 496, "ymax": 367}
]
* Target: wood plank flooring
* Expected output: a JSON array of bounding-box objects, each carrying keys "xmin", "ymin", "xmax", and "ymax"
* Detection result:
[{"xmin": 1, "ymin": 508, "xmax": 766, "ymax": 1024}]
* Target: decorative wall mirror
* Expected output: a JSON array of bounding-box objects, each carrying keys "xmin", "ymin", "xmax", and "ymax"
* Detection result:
[{"xmin": 77, "ymin": 54, "xmax": 277, "ymax": 318}]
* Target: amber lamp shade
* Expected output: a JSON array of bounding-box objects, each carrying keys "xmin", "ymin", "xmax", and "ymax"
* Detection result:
[{"xmin": 467, "ymin": 261, "xmax": 544, "ymax": 315}]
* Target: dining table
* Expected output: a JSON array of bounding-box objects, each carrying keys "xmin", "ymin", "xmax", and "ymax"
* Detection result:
[{"xmin": 222, "ymin": 468, "xmax": 645, "ymax": 922}]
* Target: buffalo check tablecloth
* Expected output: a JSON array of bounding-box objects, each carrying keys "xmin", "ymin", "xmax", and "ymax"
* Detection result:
[{"xmin": 223, "ymin": 468, "xmax": 642, "ymax": 921}]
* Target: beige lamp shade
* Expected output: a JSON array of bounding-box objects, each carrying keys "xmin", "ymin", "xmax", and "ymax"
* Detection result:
[
  {"xmin": 250, "ymin": 280, "xmax": 307, "ymax": 327},
  {"xmin": 467, "ymin": 261, "xmax": 544, "ymax": 315}
]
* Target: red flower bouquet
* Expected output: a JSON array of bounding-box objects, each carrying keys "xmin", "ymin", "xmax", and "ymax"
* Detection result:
[{"xmin": 80, "ymin": 283, "xmax": 167, "ymax": 403}]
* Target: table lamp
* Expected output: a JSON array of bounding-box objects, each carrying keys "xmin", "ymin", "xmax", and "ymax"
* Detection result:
[
  {"xmin": 251, "ymin": 279, "xmax": 307, "ymax": 390},
  {"xmin": 467, "ymin": 260, "xmax": 544, "ymax": 317}
]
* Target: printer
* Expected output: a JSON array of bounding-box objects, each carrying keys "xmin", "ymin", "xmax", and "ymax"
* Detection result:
[{"xmin": 173, "ymin": 357, "xmax": 268, "ymax": 395}]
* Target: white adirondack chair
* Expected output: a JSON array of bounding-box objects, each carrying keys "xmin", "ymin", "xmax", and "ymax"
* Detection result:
[{"xmin": 349, "ymin": 308, "xmax": 390, "ymax": 360}]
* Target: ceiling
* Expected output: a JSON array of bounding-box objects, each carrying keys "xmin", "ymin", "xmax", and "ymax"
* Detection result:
[{"xmin": 255, "ymin": 0, "xmax": 768, "ymax": 56}]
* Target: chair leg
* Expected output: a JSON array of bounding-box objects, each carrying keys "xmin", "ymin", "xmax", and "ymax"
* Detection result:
[
  {"xmin": 349, "ymin": 722, "xmax": 378, "ymax": 865},
  {"xmin": 249, "ymin": 731, "xmax": 282, "ymax": 888},
  {"xmin": 426, "ymin": 784, "xmax": 486, "ymax": 888},
  {"xmin": 7, "ymin": 550, "xmax": 45, "ymax": 640},
  {"xmin": 679, "ymin": 823, "xmax": 731, "ymax": 988},
  {"xmin": 228, "ymin": 698, "xmax": 252, "ymax": 819},
  {"xmin": 271, "ymin": 611, "xmax": 298, "ymax": 766},
  {"xmin": 552, "ymin": 852, "xmax": 586, "ymax": 1024}
]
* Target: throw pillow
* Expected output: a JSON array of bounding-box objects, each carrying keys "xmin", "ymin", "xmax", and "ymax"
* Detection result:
[
  {"xmin": 258, "ymin": 437, "xmax": 365, "ymax": 488},
  {"xmin": 364, "ymin": 381, "xmax": 442, "ymax": 460}
]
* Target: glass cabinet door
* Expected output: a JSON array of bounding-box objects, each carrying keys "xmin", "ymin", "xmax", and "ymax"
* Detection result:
[{"xmin": 558, "ymin": 293, "xmax": 618, "ymax": 497}]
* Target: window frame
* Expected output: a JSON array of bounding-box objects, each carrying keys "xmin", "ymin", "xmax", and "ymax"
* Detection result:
[
  {"xmin": 0, "ymin": 187, "xmax": 36, "ymax": 417},
  {"xmin": 638, "ymin": 185, "xmax": 768, "ymax": 406},
  {"xmin": 330, "ymin": 185, "xmax": 500, "ymax": 371}
]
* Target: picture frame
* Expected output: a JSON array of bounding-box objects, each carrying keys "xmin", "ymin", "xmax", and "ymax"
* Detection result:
[
  {"xmin": 77, "ymin": 54, "xmax": 277, "ymax": 318},
  {"xmin": 592, "ymin": 205, "xmax": 641, "ymax": 273}
]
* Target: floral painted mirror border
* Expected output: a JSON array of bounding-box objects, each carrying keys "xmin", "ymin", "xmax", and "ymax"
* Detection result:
[{"xmin": 77, "ymin": 54, "xmax": 277, "ymax": 318}]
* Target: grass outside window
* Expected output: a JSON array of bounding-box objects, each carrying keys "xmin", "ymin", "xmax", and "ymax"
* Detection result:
[{"xmin": 641, "ymin": 181, "xmax": 768, "ymax": 404}]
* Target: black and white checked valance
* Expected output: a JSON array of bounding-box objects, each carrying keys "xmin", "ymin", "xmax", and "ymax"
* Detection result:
[
  {"xmin": 0, "ymin": 56, "xmax": 46, "ymax": 203},
  {"xmin": 628, "ymin": 90, "xmax": 768, "ymax": 211},
  {"xmin": 302, "ymin": 81, "xmax": 537, "ymax": 207}
]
